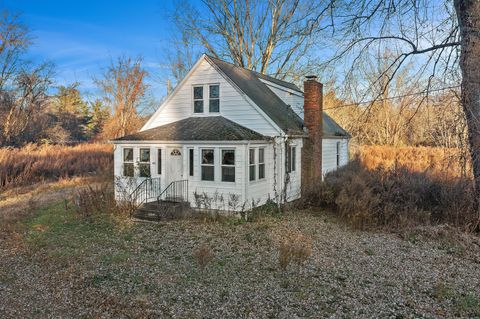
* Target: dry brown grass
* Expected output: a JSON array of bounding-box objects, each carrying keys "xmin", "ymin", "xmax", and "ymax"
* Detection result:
[
  {"xmin": 0, "ymin": 143, "xmax": 113, "ymax": 190},
  {"xmin": 357, "ymin": 145, "xmax": 470, "ymax": 178},
  {"xmin": 305, "ymin": 145, "xmax": 478, "ymax": 232},
  {"xmin": 193, "ymin": 243, "xmax": 214, "ymax": 269},
  {"xmin": 278, "ymin": 231, "xmax": 312, "ymax": 270}
]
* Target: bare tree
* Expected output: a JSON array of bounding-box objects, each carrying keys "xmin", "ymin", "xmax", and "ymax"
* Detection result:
[
  {"xmin": 320, "ymin": 0, "xmax": 480, "ymax": 226},
  {"xmin": 171, "ymin": 0, "xmax": 333, "ymax": 80},
  {"xmin": 96, "ymin": 56, "xmax": 148, "ymax": 139}
]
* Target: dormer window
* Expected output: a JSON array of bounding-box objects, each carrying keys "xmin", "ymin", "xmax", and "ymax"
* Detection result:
[
  {"xmin": 193, "ymin": 86, "xmax": 204, "ymax": 113},
  {"xmin": 209, "ymin": 84, "xmax": 220, "ymax": 112},
  {"xmin": 193, "ymin": 84, "xmax": 220, "ymax": 114}
]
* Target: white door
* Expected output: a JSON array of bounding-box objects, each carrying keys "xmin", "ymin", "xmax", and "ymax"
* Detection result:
[{"xmin": 167, "ymin": 148, "xmax": 183, "ymax": 184}]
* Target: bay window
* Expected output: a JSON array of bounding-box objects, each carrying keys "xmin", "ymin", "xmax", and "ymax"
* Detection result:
[
  {"xmin": 201, "ymin": 149, "xmax": 214, "ymax": 181},
  {"xmin": 221, "ymin": 150, "xmax": 235, "ymax": 182},
  {"xmin": 258, "ymin": 148, "xmax": 265, "ymax": 179}
]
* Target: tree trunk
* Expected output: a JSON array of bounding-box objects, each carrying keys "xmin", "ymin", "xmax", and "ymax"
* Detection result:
[{"xmin": 455, "ymin": 0, "xmax": 480, "ymax": 230}]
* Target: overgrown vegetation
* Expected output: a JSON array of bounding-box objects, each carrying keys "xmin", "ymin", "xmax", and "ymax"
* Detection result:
[
  {"xmin": 0, "ymin": 143, "xmax": 112, "ymax": 190},
  {"xmin": 304, "ymin": 145, "xmax": 478, "ymax": 232}
]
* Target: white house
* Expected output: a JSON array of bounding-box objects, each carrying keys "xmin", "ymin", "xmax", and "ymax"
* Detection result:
[{"xmin": 112, "ymin": 54, "xmax": 350, "ymax": 212}]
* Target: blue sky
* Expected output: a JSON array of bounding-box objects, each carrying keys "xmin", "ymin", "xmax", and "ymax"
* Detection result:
[{"xmin": 1, "ymin": 0, "xmax": 185, "ymax": 101}]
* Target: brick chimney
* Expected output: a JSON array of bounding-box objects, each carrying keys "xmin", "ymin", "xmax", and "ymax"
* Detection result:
[{"xmin": 301, "ymin": 75, "xmax": 323, "ymax": 193}]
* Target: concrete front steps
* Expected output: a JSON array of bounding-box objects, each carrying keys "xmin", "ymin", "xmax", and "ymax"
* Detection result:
[{"xmin": 133, "ymin": 201, "xmax": 191, "ymax": 221}]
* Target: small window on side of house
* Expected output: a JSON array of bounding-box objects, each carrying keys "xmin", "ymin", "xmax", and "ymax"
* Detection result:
[
  {"xmin": 189, "ymin": 148, "xmax": 194, "ymax": 176},
  {"xmin": 201, "ymin": 149, "xmax": 214, "ymax": 181},
  {"xmin": 221, "ymin": 149, "xmax": 235, "ymax": 182},
  {"xmin": 258, "ymin": 148, "xmax": 265, "ymax": 179},
  {"xmin": 123, "ymin": 148, "xmax": 134, "ymax": 177},
  {"xmin": 193, "ymin": 86, "xmax": 204, "ymax": 113},
  {"xmin": 336, "ymin": 141, "xmax": 341, "ymax": 167},
  {"xmin": 286, "ymin": 146, "xmax": 296, "ymax": 173},
  {"xmin": 209, "ymin": 84, "xmax": 220, "ymax": 112},
  {"xmin": 249, "ymin": 148, "xmax": 256, "ymax": 181},
  {"xmin": 157, "ymin": 149, "xmax": 162, "ymax": 175}
]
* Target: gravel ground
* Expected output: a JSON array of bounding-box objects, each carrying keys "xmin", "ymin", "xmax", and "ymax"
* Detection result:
[{"xmin": 0, "ymin": 206, "xmax": 479, "ymax": 319}]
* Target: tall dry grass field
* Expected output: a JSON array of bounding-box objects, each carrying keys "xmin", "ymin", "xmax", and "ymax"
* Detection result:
[
  {"xmin": 357, "ymin": 145, "xmax": 470, "ymax": 178},
  {"xmin": 0, "ymin": 143, "xmax": 113, "ymax": 191}
]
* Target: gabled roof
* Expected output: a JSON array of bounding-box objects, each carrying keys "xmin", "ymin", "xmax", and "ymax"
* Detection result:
[
  {"xmin": 113, "ymin": 116, "xmax": 268, "ymax": 142},
  {"xmin": 205, "ymin": 55, "xmax": 305, "ymax": 135}
]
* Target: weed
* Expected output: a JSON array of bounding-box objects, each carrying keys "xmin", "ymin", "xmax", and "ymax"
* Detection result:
[
  {"xmin": 278, "ymin": 231, "xmax": 312, "ymax": 271},
  {"xmin": 193, "ymin": 243, "xmax": 214, "ymax": 270}
]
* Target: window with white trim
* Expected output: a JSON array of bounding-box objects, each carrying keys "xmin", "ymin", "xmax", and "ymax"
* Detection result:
[
  {"xmin": 139, "ymin": 148, "xmax": 151, "ymax": 177},
  {"xmin": 189, "ymin": 148, "xmax": 194, "ymax": 176},
  {"xmin": 249, "ymin": 148, "xmax": 256, "ymax": 181},
  {"xmin": 336, "ymin": 141, "xmax": 341, "ymax": 167},
  {"xmin": 287, "ymin": 146, "xmax": 296, "ymax": 173},
  {"xmin": 221, "ymin": 149, "xmax": 235, "ymax": 182},
  {"xmin": 157, "ymin": 149, "xmax": 162, "ymax": 175},
  {"xmin": 123, "ymin": 148, "xmax": 134, "ymax": 177},
  {"xmin": 193, "ymin": 86, "xmax": 204, "ymax": 113},
  {"xmin": 258, "ymin": 148, "xmax": 265, "ymax": 179},
  {"xmin": 201, "ymin": 149, "xmax": 214, "ymax": 181},
  {"xmin": 209, "ymin": 84, "xmax": 220, "ymax": 112}
]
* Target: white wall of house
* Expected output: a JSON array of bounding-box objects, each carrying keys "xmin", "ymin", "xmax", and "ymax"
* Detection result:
[
  {"xmin": 262, "ymin": 80, "xmax": 304, "ymax": 120},
  {"xmin": 143, "ymin": 58, "xmax": 281, "ymax": 137},
  {"xmin": 322, "ymin": 138, "xmax": 349, "ymax": 176},
  {"xmin": 113, "ymin": 137, "xmax": 304, "ymax": 211}
]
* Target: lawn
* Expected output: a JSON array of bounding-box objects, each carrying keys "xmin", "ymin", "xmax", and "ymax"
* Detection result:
[{"xmin": 1, "ymin": 201, "xmax": 479, "ymax": 318}]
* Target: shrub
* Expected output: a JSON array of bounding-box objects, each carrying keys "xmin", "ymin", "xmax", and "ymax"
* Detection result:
[
  {"xmin": 304, "ymin": 145, "xmax": 477, "ymax": 232},
  {"xmin": 193, "ymin": 243, "xmax": 214, "ymax": 269},
  {"xmin": 278, "ymin": 231, "xmax": 312, "ymax": 270}
]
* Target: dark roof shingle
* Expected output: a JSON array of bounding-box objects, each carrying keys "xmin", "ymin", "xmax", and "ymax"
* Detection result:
[{"xmin": 114, "ymin": 116, "xmax": 268, "ymax": 142}]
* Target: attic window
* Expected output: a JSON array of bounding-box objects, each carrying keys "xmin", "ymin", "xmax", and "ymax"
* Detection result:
[
  {"xmin": 209, "ymin": 85, "xmax": 220, "ymax": 112},
  {"xmin": 193, "ymin": 86, "xmax": 203, "ymax": 113}
]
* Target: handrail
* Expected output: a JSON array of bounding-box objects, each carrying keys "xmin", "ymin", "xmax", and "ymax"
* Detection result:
[
  {"xmin": 157, "ymin": 179, "xmax": 188, "ymax": 203},
  {"xmin": 129, "ymin": 177, "xmax": 161, "ymax": 205}
]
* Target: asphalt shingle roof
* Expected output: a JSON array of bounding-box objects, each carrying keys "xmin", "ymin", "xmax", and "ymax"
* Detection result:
[{"xmin": 113, "ymin": 116, "xmax": 268, "ymax": 142}]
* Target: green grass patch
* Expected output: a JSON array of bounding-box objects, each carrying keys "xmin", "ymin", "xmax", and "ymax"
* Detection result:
[{"xmin": 25, "ymin": 201, "xmax": 123, "ymax": 258}]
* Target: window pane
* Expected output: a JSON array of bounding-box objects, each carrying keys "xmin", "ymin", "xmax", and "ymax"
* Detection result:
[
  {"xmin": 201, "ymin": 166, "xmax": 214, "ymax": 181},
  {"xmin": 123, "ymin": 148, "xmax": 133, "ymax": 162},
  {"xmin": 222, "ymin": 166, "xmax": 235, "ymax": 182},
  {"xmin": 209, "ymin": 99, "xmax": 219, "ymax": 112},
  {"xmin": 189, "ymin": 149, "xmax": 194, "ymax": 176},
  {"xmin": 139, "ymin": 163, "xmax": 151, "ymax": 177},
  {"xmin": 123, "ymin": 163, "xmax": 134, "ymax": 177},
  {"xmin": 249, "ymin": 149, "xmax": 255, "ymax": 164},
  {"xmin": 292, "ymin": 147, "xmax": 296, "ymax": 171},
  {"xmin": 259, "ymin": 163, "xmax": 265, "ymax": 179},
  {"xmin": 286, "ymin": 147, "xmax": 291, "ymax": 173},
  {"xmin": 193, "ymin": 86, "xmax": 203, "ymax": 99},
  {"xmin": 249, "ymin": 165, "xmax": 256, "ymax": 181},
  {"xmin": 222, "ymin": 150, "xmax": 235, "ymax": 165},
  {"xmin": 259, "ymin": 148, "xmax": 264, "ymax": 163},
  {"xmin": 140, "ymin": 148, "xmax": 150, "ymax": 162},
  {"xmin": 157, "ymin": 149, "xmax": 162, "ymax": 174},
  {"xmin": 202, "ymin": 149, "xmax": 214, "ymax": 164},
  {"xmin": 194, "ymin": 100, "xmax": 204, "ymax": 113},
  {"xmin": 209, "ymin": 85, "xmax": 219, "ymax": 98}
]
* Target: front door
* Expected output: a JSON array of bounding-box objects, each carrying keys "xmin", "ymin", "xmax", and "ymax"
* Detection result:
[{"xmin": 167, "ymin": 148, "xmax": 183, "ymax": 184}]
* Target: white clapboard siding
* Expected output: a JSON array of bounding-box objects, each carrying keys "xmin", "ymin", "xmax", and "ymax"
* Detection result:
[
  {"xmin": 143, "ymin": 58, "xmax": 280, "ymax": 137},
  {"xmin": 263, "ymin": 81, "xmax": 304, "ymax": 120},
  {"xmin": 322, "ymin": 138, "xmax": 349, "ymax": 176}
]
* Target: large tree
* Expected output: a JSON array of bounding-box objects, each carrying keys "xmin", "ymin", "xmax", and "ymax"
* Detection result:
[
  {"xmin": 96, "ymin": 56, "xmax": 147, "ymax": 139},
  {"xmin": 171, "ymin": 0, "xmax": 332, "ymax": 81},
  {"xmin": 320, "ymin": 0, "xmax": 479, "ymax": 228}
]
